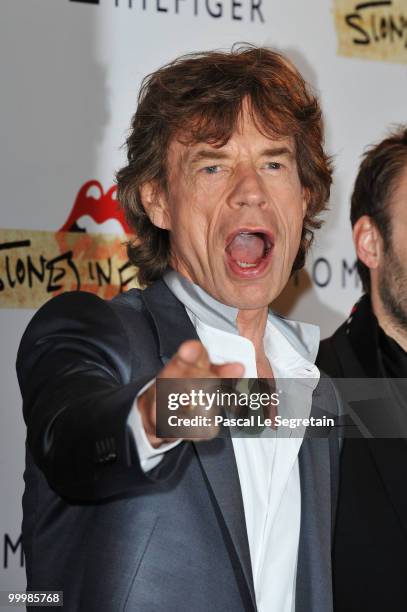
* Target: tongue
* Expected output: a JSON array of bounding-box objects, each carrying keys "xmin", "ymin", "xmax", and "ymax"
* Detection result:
[{"xmin": 227, "ymin": 233, "xmax": 265, "ymax": 264}]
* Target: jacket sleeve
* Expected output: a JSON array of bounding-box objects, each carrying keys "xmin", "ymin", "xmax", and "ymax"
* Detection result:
[{"xmin": 16, "ymin": 291, "xmax": 188, "ymax": 502}]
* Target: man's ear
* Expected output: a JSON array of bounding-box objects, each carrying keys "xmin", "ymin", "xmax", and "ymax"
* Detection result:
[
  {"xmin": 139, "ymin": 181, "xmax": 171, "ymax": 230},
  {"xmin": 301, "ymin": 187, "xmax": 310, "ymax": 218},
  {"xmin": 352, "ymin": 215, "xmax": 382, "ymax": 270}
]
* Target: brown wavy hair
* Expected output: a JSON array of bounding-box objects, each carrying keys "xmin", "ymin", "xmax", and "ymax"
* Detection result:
[{"xmin": 116, "ymin": 44, "xmax": 333, "ymax": 286}]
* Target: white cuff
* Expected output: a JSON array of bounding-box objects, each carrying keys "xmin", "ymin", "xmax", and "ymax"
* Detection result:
[{"xmin": 127, "ymin": 378, "xmax": 181, "ymax": 472}]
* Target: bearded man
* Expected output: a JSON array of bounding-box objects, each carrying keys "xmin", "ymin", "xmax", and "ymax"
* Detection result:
[
  {"xmin": 17, "ymin": 45, "xmax": 340, "ymax": 612},
  {"xmin": 318, "ymin": 127, "xmax": 407, "ymax": 612}
]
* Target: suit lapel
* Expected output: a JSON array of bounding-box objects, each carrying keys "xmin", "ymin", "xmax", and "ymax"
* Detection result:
[
  {"xmin": 141, "ymin": 279, "xmax": 256, "ymax": 610},
  {"xmin": 193, "ymin": 438, "xmax": 257, "ymax": 610},
  {"xmin": 141, "ymin": 279, "xmax": 199, "ymax": 362},
  {"xmin": 296, "ymin": 438, "xmax": 334, "ymax": 612},
  {"xmin": 295, "ymin": 376, "xmax": 338, "ymax": 612}
]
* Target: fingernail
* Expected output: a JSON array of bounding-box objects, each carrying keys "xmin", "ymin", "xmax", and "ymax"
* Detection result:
[{"xmin": 178, "ymin": 342, "xmax": 201, "ymax": 364}]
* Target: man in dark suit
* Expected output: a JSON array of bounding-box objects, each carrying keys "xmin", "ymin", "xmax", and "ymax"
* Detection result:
[
  {"xmin": 317, "ymin": 127, "xmax": 407, "ymax": 612},
  {"xmin": 17, "ymin": 46, "xmax": 340, "ymax": 611}
]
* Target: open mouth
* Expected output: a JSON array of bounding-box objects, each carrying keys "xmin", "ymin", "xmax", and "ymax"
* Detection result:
[{"xmin": 225, "ymin": 228, "xmax": 274, "ymax": 277}]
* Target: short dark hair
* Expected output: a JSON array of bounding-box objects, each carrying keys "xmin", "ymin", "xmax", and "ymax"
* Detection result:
[
  {"xmin": 116, "ymin": 44, "xmax": 332, "ymax": 286},
  {"xmin": 350, "ymin": 126, "xmax": 407, "ymax": 293}
]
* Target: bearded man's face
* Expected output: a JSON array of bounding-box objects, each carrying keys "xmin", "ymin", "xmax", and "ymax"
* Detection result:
[{"xmin": 378, "ymin": 165, "xmax": 407, "ymax": 331}]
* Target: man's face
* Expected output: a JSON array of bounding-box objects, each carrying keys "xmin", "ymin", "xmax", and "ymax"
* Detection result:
[
  {"xmin": 378, "ymin": 165, "xmax": 407, "ymax": 329},
  {"xmin": 150, "ymin": 107, "xmax": 307, "ymax": 309}
]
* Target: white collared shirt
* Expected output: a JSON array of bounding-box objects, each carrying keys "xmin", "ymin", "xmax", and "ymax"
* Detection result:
[{"xmin": 128, "ymin": 273, "xmax": 320, "ymax": 612}]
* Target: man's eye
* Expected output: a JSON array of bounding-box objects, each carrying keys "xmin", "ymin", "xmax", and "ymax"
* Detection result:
[
  {"xmin": 265, "ymin": 162, "xmax": 282, "ymax": 170},
  {"xmin": 202, "ymin": 165, "xmax": 221, "ymax": 174}
]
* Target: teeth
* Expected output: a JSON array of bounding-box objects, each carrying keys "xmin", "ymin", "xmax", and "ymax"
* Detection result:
[{"xmin": 237, "ymin": 261, "xmax": 257, "ymax": 268}]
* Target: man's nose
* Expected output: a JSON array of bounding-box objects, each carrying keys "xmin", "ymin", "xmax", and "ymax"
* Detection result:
[{"xmin": 227, "ymin": 165, "xmax": 268, "ymax": 209}]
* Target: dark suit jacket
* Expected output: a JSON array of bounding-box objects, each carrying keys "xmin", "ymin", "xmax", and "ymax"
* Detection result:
[
  {"xmin": 317, "ymin": 294, "xmax": 407, "ymax": 612},
  {"xmin": 17, "ymin": 279, "xmax": 341, "ymax": 612}
]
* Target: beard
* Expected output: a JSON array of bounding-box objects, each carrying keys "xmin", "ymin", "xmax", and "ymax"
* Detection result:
[{"xmin": 378, "ymin": 243, "xmax": 407, "ymax": 331}]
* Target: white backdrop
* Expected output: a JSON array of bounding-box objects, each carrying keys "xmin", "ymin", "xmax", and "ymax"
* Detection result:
[{"xmin": 1, "ymin": 0, "xmax": 406, "ymax": 592}]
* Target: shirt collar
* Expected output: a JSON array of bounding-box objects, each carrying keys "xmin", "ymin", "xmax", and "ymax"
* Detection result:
[
  {"xmin": 163, "ymin": 269, "xmax": 239, "ymax": 334},
  {"xmin": 163, "ymin": 268, "xmax": 320, "ymax": 367}
]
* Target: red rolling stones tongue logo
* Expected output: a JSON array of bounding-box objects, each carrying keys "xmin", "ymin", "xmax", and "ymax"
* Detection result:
[
  {"xmin": 59, "ymin": 180, "xmax": 131, "ymax": 234},
  {"xmin": 0, "ymin": 180, "xmax": 137, "ymax": 309}
]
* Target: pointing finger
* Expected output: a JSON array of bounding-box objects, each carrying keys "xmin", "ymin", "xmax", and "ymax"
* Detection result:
[{"xmin": 176, "ymin": 340, "xmax": 210, "ymax": 369}]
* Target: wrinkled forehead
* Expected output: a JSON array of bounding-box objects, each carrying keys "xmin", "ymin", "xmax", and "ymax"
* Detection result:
[
  {"xmin": 166, "ymin": 117, "xmax": 296, "ymax": 174},
  {"xmin": 165, "ymin": 96, "xmax": 295, "ymax": 162}
]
